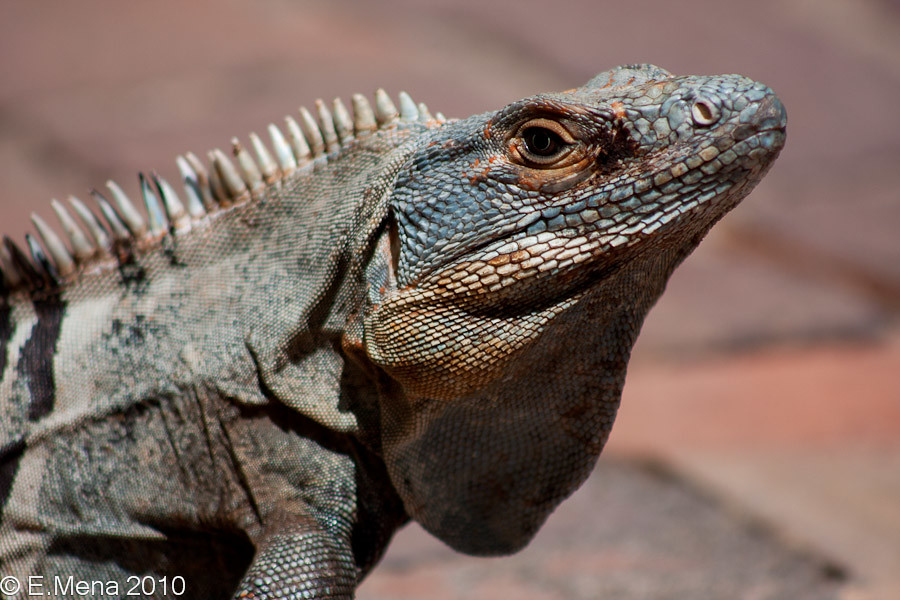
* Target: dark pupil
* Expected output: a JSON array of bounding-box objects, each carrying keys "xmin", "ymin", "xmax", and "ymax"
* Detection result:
[{"xmin": 524, "ymin": 127, "xmax": 560, "ymax": 156}]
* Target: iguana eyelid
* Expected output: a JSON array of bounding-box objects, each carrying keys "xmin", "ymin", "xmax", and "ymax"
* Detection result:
[
  {"xmin": 515, "ymin": 118, "xmax": 577, "ymax": 145},
  {"xmin": 509, "ymin": 118, "xmax": 586, "ymax": 169}
]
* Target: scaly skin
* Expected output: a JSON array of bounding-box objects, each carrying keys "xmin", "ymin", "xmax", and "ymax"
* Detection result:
[{"xmin": 1, "ymin": 64, "xmax": 785, "ymax": 599}]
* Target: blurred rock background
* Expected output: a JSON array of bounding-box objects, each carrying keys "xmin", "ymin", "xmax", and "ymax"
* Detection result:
[{"xmin": 1, "ymin": 1, "xmax": 898, "ymax": 598}]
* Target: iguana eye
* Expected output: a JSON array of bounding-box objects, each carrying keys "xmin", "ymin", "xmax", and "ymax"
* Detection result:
[
  {"xmin": 514, "ymin": 118, "xmax": 576, "ymax": 166},
  {"xmin": 523, "ymin": 127, "xmax": 562, "ymax": 157}
]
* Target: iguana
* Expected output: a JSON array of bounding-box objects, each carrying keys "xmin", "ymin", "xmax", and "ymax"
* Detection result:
[{"xmin": 0, "ymin": 64, "xmax": 786, "ymax": 599}]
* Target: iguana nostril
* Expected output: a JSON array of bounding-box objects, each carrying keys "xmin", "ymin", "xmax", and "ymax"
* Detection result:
[{"xmin": 691, "ymin": 99, "xmax": 720, "ymax": 126}]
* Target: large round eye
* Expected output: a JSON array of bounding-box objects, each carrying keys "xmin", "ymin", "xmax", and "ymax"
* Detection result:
[
  {"xmin": 513, "ymin": 118, "xmax": 577, "ymax": 167},
  {"xmin": 523, "ymin": 127, "xmax": 563, "ymax": 157}
]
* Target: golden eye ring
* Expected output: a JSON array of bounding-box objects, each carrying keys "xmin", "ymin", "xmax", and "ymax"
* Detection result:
[{"xmin": 512, "ymin": 118, "xmax": 578, "ymax": 167}]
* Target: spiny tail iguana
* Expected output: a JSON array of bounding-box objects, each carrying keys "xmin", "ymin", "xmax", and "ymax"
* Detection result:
[{"xmin": 0, "ymin": 64, "xmax": 786, "ymax": 599}]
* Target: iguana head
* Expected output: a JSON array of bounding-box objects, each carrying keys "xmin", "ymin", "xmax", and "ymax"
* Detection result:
[{"xmin": 360, "ymin": 64, "xmax": 786, "ymax": 554}]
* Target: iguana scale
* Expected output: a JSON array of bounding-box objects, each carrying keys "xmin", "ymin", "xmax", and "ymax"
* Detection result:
[{"xmin": 0, "ymin": 64, "xmax": 786, "ymax": 599}]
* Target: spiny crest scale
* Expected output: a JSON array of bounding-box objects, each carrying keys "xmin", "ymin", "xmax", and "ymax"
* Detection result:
[{"xmin": 0, "ymin": 89, "xmax": 433, "ymax": 292}]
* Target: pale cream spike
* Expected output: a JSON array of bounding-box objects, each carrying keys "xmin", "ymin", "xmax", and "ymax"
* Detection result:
[
  {"xmin": 332, "ymin": 98, "xmax": 354, "ymax": 144},
  {"xmin": 31, "ymin": 213, "xmax": 75, "ymax": 277},
  {"xmin": 374, "ymin": 89, "xmax": 398, "ymax": 125},
  {"xmin": 106, "ymin": 179, "xmax": 147, "ymax": 237},
  {"xmin": 315, "ymin": 99, "xmax": 340, "ymax": 154},
  {"xmin": 232, "ymin": 138, "xmax": 264, "ymax": 198},
  {"xmin": 397, "ymin": 91, "xmax": 419, "ymax": 122},
  {"xmin": 249, "ymin": 132, "xmax": 279, "ymax": 185},
  {"xmin": 211, "ymin": 148, "xmax": 249, "ymax": 201},
  {"xmin": 175, "ymin": 156, "xmax": 208, "ymax": 218},
  {"xmin": 92, "ymin": 191, "xmax": 131, "ymax": 241},
  {"xmin": 0, "ymin": 243, "xmax": 21, "ymax": 288},
  {"xmin": 268, "ymin": 123, "xmax": 297, "ymax": 175},
  {"xmin": 352, "ymin": 93, "xmax": 377, "ymax": 134},
  {"xmin": 140, "ymin": 174, "xmax": 167, "ymax": 236},
  {"xmin": 69, "ymin": 196, "xmax": 111, "ymax": 250},
  {"xmin": 50, "ymin": 199, "xmax": 94, "ymax": 262},
  {"xmin": 184, "ymin": 152, "xmax": 216, "ymax": 210},
  {"xmin": 284, "ymin": 116, "xmax": 312, "ymax": 165},
  {"xmin": 153, "ymin": 173, "xmax": 190, "ymax": 230},
  {"xmin": 298, "ymin": 106, "xmax": 326, "ymax": 157},
  {"xmin": 206, "ymin": 151, "xmax": 232, "ymax": 206},
  {"xmin": 435, "ymin": 112, "xmax": 447, "ymax": 123},
  {"xmin": 417, "ymin": 102, "xmax": 433, "ymax": 123}
]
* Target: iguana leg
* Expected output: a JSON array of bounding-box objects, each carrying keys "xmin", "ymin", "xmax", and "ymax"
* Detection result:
[{"xmin": 234, "ymin": 519, "xmax": 357, "ymax": 600}]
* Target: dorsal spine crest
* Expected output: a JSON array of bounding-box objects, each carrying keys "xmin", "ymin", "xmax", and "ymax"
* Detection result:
[{"xmin": 0, "ymin": 90, "xmax": 443, "ymax": 294}]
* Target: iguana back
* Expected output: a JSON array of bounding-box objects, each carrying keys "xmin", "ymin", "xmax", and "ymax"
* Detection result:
[{"xmin": 0, "ymin": 65, "xmax": 786, "ymax": 599}]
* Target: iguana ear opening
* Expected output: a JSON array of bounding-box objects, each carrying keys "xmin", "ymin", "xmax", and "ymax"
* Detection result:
[
  {"xmin": 361, "ymin": 216, "xmax": 400, "ymax": 308},
  {"xmin": 388, "ymin": 209, "xmax": 401, "ymax": 283}
]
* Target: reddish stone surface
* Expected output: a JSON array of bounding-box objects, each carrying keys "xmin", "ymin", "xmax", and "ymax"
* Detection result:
[
  {"xmin": 1, "ymin": 1, "xmax": 898, "ymax": 597},
  {"xmin": 359, "ymin": 459, "xmax": 846, "ymax": 600},
  {"xmin": 617, "ymin": 331, "xmax": 900, "ymax": 453}
]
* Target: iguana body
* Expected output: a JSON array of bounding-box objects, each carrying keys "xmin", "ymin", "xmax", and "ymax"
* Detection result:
[{"xmin": 0, "ymin": 65, "xmax": 786, "ymax": 599}]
